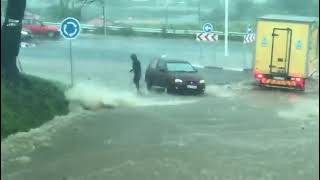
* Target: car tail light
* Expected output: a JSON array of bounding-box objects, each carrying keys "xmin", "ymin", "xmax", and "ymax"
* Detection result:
[
  {"xmin": 291, "ymin": 77, "xmax": 303, "ymax": 82},
  {"xmin": 291, "ymin": 77, "xmax": 305, "ymax": 87},
  {"xmin": 255, "ymin": 72, "xmax": 265, "ymax": 80},
  {"xmin": 295, "ymin": 77, "xmax": 301, "ymax": 82}
]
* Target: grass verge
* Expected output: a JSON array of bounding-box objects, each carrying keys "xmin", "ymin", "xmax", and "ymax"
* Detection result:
[{"xmin": 1, "ymin": 74, "xmax": 69, "ymax": 140}]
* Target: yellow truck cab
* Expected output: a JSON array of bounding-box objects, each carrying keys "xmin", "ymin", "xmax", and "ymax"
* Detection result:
[{"xmin": 254, "ymin": 14, "xmax": 319, "ymax": 90}]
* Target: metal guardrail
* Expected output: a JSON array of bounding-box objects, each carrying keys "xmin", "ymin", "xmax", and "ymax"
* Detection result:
[{"xmin": 43, "ymin": 22, "xmax": 247, "ymax": 36}]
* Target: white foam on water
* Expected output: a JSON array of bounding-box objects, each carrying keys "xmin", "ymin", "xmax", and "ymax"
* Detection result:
[
  {"xmin": 1, "ymin": 111, "xmax": 91, "ymax": 162},
  {"xmin": 1, "ymin": 81, "xmax": 199, "ymax": 163},
  {"xmin": 205, "ymin": 84, "xmax": 236, "ymax": 98},
  {"xmin": 20, "ymin": 42, "xmax": 36, "ymax": 48},
  {"xmin": 65, "ymin": 81, "xmax": 199, "ymax": 109},
  {"xmin": 205, "ymin": 81, "xmax": 253, "ymax": 98}
]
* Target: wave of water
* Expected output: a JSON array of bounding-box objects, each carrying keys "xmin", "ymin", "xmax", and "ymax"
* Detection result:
[
  {"xmin": 1, "ymin": 81, "xmax": 200, "ymax": 164},
  {"xmin": 65, "ymin": 81, "xmax": 199, "ymax": 110}
]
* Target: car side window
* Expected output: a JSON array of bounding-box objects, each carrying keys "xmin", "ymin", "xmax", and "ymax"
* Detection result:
[
  {"xmin": 150, "ymin": 59, "xmax": 158, "ymax": 69},
  {"xmin": 157, "ymin": 60, "xmax": 166, "ymax": 70},
  {"xmin": 35, "ymin": 20, "xmax": 42, "ymax": 25}
]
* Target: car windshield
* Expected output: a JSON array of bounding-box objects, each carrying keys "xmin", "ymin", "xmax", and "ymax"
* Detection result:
[{"xmin": 166, "ymin": 62, "xmax": 196, "ymax": 72}]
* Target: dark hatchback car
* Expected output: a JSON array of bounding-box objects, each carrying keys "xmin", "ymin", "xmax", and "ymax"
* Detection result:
[{"xmin": 145, "ymin": 58, "xmax": 205, "ymax": 94}]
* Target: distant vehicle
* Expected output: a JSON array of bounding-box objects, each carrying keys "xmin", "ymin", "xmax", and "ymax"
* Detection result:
[
  {"xmin": 24, "ymin": 11, "xmax": 41, "ymax": 20},
  {"xmin": 145, "ymin": 58, "xmax": 205, "ymax": 95},
  {"xmin": 84, "ymin": 17, "xmax": 114, "ymax": 33},
  {"xmin": 254, "ymin": 14, "xmax": 319, "ymax": 91},
  {"xmin": 22, "ymin": 18, "xmax": 60, "ymax": 38},
  {"xmin": 86, "ymin": 17, "xmax": 114, "ymax": 27}
]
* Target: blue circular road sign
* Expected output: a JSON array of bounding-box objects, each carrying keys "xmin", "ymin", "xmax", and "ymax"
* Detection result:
[
  {"xmin": 202, "ymin": 23, "xmax": 213, "ymax": 33},
  {"xmin": 60, "ymin": 17, "xmax": 81, "ymax": 39}
]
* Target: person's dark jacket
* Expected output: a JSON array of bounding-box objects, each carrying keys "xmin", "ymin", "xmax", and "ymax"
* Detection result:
[
  {"xmin": 130, "ymin": 55, "xmax": 141, "ymax": 80},
  {"xmin": 132, "ymin": 60, "xmax": 141, "ymax": 76}
]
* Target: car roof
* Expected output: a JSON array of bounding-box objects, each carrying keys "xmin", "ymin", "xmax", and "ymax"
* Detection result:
[{"xmin": 159, "ymin": 58, "xmax": 190, "ymax": 64}]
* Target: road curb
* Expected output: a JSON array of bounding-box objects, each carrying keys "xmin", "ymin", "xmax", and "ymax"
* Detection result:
[
  {"xmin": 21, "ymin": 42, "xmax": 36, "ymax": 48},
  {"xmin": 204, "ymin": 66, "xmax": 252, "ymax": 72}
]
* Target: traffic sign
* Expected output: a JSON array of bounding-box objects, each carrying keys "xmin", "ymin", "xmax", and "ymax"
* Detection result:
[
  {"xmin": 296, "ymin": 40, "xmax": 303, "ymax": 49},
  {"xmin": 243, "ymin": 33, "xmax": 255, "ymax": 44},
  {"xmin": 60, "ymin": 17, "xmax": 81, "ymax": 87},
  {"xmin": 246, "ymin": 25, "xmax": 253, "ymax": 34},
  {"xmin": 60, "ymin": 17, "xmax": 81, "ymax": 39},
  {"xmin": 261, "ymin": 37, "xmax": 268, "ymax": 47},
  {"xmin": 202, "ymin": 23, "xmax": 214, "ymax": 33},
  {"xmin": 196, "ymin": 33, "xmax": 218, "ymax": 42}
]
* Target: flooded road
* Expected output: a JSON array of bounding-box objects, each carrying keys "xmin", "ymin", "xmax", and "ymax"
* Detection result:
[{"xmin": 2, "ymin": 35, "xmax": 319, "ymax": 180}]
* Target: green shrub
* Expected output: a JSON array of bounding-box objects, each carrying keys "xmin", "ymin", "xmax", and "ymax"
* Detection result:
[{"xmin": 1, "ymin": 74, "xmax": 69, "ymax": 139}]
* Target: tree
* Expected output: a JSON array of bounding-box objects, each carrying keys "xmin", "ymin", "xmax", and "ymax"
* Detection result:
[
  {"xmin": 233, "ymin": 0, "xmax": 254, "ymax": 19},
  {"xmin": 268, "ymin": 0, "xmax": 318, "ymax": 16},
  {"xmin": 1, "ymin": 0, "xmax": 26, "ymax": 81},
  {"xmin": 58, "ymin": 0, "xmax": 98, "ymax": 20}
]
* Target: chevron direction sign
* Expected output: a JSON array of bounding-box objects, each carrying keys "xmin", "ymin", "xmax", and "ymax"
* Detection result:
[
  {"xmin": 243, "ymin": 33, "xmax": 255, "ymax": 44},
  {"xmin": 196, "ymin": 33, "xmax": 218, "ymax": 42}
]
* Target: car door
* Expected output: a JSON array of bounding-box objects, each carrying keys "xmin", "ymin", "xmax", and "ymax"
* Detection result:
[
  {"xmin": 269, "ymin": 28, "xmax": 292, "ymax": 75},
  {"xmin": 22, "ymin": 19, "xmax": 34, "ymax": 32},
  {"xmin": 34, "ymin": 20, "xmax": 46, "ymax": 34},
  {"xmin": 145, "ymin": 59, "xmax": 158, "ymax": 83},
  {"xmin": 26, "ymin": 19, "xmax": 43, "ymax": 34},
  {"xmin": 155, "ymin": 60, "xmax": 168, "ymax": 87}
]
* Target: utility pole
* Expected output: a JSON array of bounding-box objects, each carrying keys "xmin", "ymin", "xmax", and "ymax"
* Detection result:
[
  {"xmin": 198, "ymin": 0, "xmax": 201, "ymax": 25},
  {"xmin": 101, "ymin": 0, "xmax": 107, "ymax": 37},
  {"xmin": 224, "ymin": 0, "xmax": 229, "ymax": 56},
  {"xmin": 165, "ymin": 0, "xmax": 169, "ymax": 28}
]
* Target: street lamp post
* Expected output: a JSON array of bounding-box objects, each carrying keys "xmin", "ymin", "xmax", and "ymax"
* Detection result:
[
  {"xmin": 165, "ymin": 0, "xmax": 169, "ymax": 28},
  {"xmin": 101, "ymin": 0, "xmax": 107, "ymax": 37},
  {"xmin": 198, "ymin": 0, "xmax": 201, "ymax": 25},
  {"xmin": 103, "ymin": 5, "xmax": 107, "ymax": 37},
  {"xmin": 224, "ymin": 0, "xmax": 229, "ymax": 56}
]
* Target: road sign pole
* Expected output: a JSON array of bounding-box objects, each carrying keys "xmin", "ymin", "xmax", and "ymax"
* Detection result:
[
  {"xmin": 60, "ymin": 17, "xmax": 81, "ymax": 88},
  {"xmin": 69, "ymin": 40, "xmax": 74, "ymax": 87},
  {"xmin": 224, "ymin": 0, "xmax": 229, "ymax": 56}
]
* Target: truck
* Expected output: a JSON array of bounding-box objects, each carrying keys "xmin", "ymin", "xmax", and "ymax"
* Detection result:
[{"xmin": 253, "ymin": 14, "xmax": 319, "ymax": 91}]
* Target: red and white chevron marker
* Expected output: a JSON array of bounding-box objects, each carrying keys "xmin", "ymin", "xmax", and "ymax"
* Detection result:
[
  {"xmin": 243, "ymin": 33, "xmax": 255, "ymax": 44},
  {"xmin": 196, "ymin": 33, "xmax": 218, "ymax": 42}
]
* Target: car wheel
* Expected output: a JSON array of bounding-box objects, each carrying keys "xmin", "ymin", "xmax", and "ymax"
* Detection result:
[{"xmin": 47, "ymin": 32, "xmax": 56, "ymax": 38}]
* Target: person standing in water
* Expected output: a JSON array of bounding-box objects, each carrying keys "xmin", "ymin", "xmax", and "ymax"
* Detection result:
[{"xmin": 130, "ymin": 53, "xmax": 141, "ymax": 93}]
